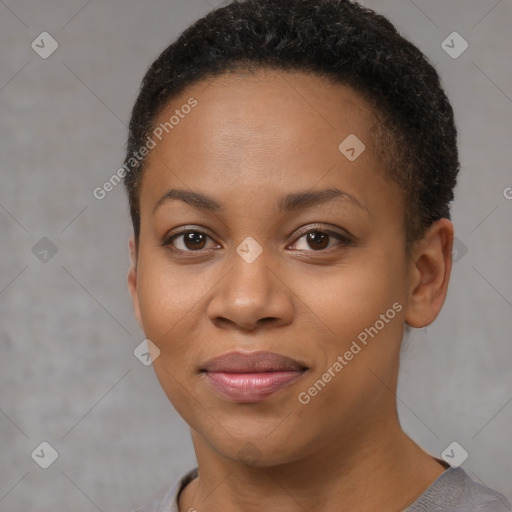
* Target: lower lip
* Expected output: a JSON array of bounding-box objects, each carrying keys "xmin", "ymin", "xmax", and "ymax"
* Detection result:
[{"xmin": 204, "ymin": 371, "xmax": 305, "ymax": 402}]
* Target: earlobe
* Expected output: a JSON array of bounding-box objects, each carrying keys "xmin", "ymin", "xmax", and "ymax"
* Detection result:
[
  {"xmin": 127, "ymin": 235, "xmax": 143, "ymax": 330},
  {"xmin": 405, "ymin": 219, "xmax": 454, "ymax": 328}
]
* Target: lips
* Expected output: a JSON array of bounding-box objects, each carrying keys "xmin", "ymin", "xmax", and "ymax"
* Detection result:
[
  {"xmin": 201, "ymin": 351, "xmax": 308, "ymax": 403},
  {"xmin": 201, "ymin": 350, "xmax": 307, "ymax": 373}
]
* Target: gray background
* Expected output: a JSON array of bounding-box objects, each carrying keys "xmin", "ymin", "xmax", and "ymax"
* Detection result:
[{"xmin": 1, "ymin": 0, "xmax": 511, "ymax": 510}]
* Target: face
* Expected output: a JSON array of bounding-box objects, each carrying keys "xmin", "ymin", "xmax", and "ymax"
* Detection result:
[{"xmin": 128, "ymin": 69, "xmax": 423, "ymax": 466}]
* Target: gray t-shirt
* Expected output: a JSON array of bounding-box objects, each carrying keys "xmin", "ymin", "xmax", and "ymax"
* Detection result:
[{"xmin": 134, "ymin": 466, "xmax": 511, "ymax": 511}]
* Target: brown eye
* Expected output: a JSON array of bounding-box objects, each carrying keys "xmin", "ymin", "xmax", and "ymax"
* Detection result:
[
  {"xmin": 305, "ymin": 231, "xmax": 329, "ymax": 250},
  {"xmin": 290, "ymin": 229, "xmax": 352, "ymax": 252},
  {"xmin": 168, "ymin": 230, "xmax": 217, "ymax": 252}
]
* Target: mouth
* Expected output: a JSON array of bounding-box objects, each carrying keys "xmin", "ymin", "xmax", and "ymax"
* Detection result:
[{"xmin": 200, "ymin": 350, "xmax": 309, "ymax": 403}]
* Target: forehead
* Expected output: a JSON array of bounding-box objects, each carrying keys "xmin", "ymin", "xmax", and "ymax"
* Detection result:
[
  {"xmin": 139, "ymin": 68, "xmax": 392, "ymax": 216},
  {"xmin": 152, "ymin": 68, "xmax": 376, "ymax": 148}
]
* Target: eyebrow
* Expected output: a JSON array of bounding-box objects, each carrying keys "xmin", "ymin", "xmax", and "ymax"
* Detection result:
[{"xmin": 152, "ymin": 187, "xmax": 368, "ymax": 215}]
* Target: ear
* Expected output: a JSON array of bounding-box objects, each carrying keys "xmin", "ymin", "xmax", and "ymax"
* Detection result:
[
  {"xmin": 128, "ymin": 235, "xmax": 143, "ymax": 330},
  {"xmin": 405, "ymin": 218, "xmax": 454, "ymax": 328}
]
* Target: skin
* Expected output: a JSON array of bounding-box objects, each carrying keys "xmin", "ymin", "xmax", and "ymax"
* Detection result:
[{"xmin": 127, "ymin": 69, "xmax": 454, "ymax": 512}]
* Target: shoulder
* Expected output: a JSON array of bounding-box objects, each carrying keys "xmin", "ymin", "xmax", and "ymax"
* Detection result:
[
  {"xmin": 130, "ymin": 467, "xmax": 199, "ymax": 512},
  {"xmin": 405, "ymin": 467, "xmax": 512, "ymax": 512}
]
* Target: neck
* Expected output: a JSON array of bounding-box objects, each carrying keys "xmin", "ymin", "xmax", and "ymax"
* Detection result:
[{"xmin": 179, "ymin": 414, "xmax": 446, "ymax": 512}]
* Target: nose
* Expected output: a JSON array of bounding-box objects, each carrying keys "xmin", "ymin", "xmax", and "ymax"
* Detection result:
[{"xmin": 206, "ymin": 249, "xmax": 294, "ymax": 332}]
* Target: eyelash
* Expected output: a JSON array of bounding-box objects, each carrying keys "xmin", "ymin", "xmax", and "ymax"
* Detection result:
[{"xmin": 162, "ymin": 226, "xmax": 354, "ymax": 255}]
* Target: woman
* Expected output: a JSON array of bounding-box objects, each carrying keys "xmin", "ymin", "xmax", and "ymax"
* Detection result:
[{"xmin": 123, "ymin": 1, "xmax": 512, "ymax": 510}]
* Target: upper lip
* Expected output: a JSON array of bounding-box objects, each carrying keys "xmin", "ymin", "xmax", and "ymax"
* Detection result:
[{"xmin": 201, "ymin": 350, "xmax": 308, "ymax": 373}]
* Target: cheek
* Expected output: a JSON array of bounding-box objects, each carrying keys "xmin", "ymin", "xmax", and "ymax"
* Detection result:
[
  {"xmin": 136, "ymin": 261, "xmax": 205, "ymax": 416},
  {"xmin": 293, "ymin": 256, "xmax": 405, "ymax": 347},
  {"xmin": 292, "ymin": 253, "xmax": 406, "ymax": 401},
  {"xmin": 135, "ymin": 255, "xmax": 203, "ymax": 362},
  {"xmin": 137, "ymin": 251, "xmax": 199, "ymax": 327},
  {"xmin": 286, "ymin": 292, "xmax": 404, "ymax": 452}
]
